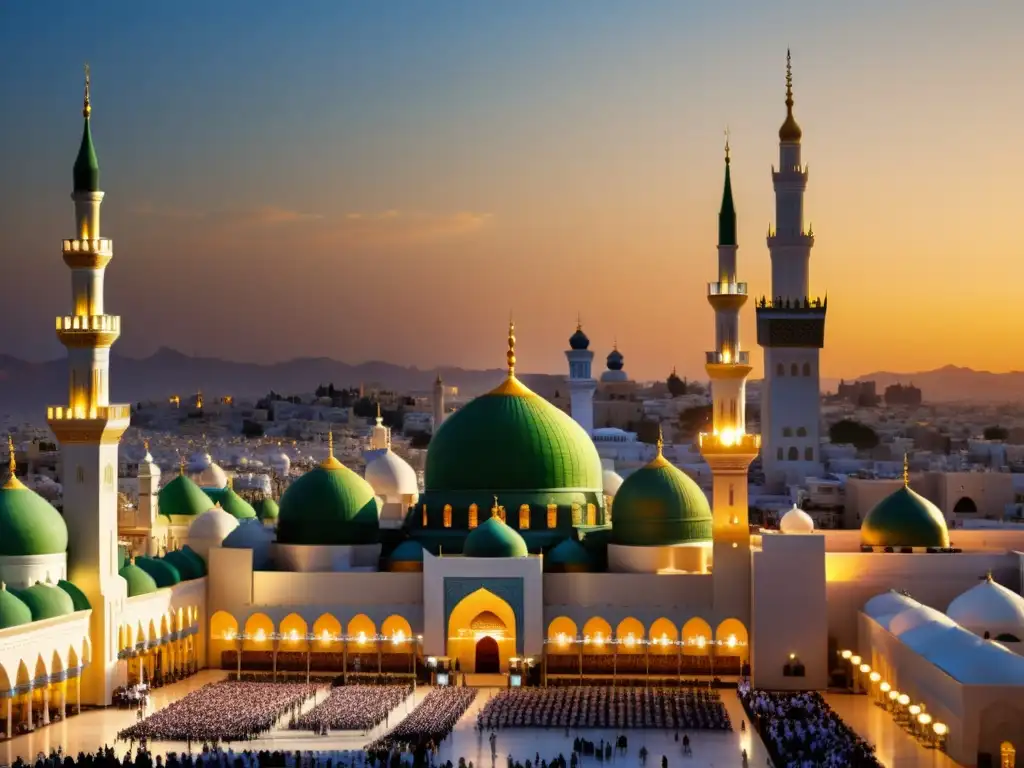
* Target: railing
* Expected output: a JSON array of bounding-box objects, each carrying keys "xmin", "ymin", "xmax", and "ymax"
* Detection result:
[
  {"xmin": 62, "ymin": 238, "xmax": 113, "ymax": 255},
  {"xmin": 705, "ymin": 351, "xmax": 750, "ymax": 365},
  {"xmin": 755, "ymin": 296, "xmax": 826, "ymax": 311},
  {"xmin": 56, "ymin": 315, "xmax": 120, "ymax": 332},
  {"xmin": 47, "ymin": 404, "xmax": 131, "ymax": 421},
  {"xmin": 707, "ymin": 282, "xmax": 748, "ymax": 296},
  {"xmin": 698, "ymin": 432, "xmax": 761, "ymax": 452}
]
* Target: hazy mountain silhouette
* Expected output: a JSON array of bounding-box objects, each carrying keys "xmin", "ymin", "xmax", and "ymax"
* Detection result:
[{"xmin": 822, "ymin": 365, "xmax": 1024, "ymax": 404}]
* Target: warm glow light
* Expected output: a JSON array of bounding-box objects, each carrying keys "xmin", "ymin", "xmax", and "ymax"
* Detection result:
[
  {"xmin": 719, "ymin": 427, "xmax": 737, "ymax": 447},
  {"xmin": 850, "ymin": 655, "xmax": 862, "ymax": 666},
  {"xmin": 321, "ymin": 630, "xmax": 330, "ymax": 642},
  {"xmin": 624, "ymin": 633, "xmax": 636, "ymax": 648},
  {"xmin": 889, "ymin": 690, "xmax": 899, "ymax": 701},
  {"xmin": 660, "ymin": 633, "xmax": 668, "ymax": 646},
  {"xmin": 909, "ymin": 704, "xmax": 921, "ymax": 716},
  {"xmin": 859, "ymin": 663, "xmax": 870, "ymax": 674},
  {"xmin": 727, "ymin": 634, "xmax": 737, "ymax": 649},
  {"xmin": 696, "ymin": 635, "xmax": 706, "ymax": 649},
  {"xmin": 393, "ymin": 630, "xmax": 406, "ymax": 645},
  {"xmin": 722, "ymin": 349, "xmax": 732, "ymax": 364},
  {"xmin": 254, "ymin": 629, "xmax": 266, "ymax": 642},
  {"xmin": 224, "ymin": 630, "xmax": 235, "ymax": 641},
  {"xmin": 357, "ymin": 631, "xmax": 367, "ymax": 645},
  {"xmin": 880, "ymin": 682, "xmax": 891, "ymax": 693},
  {"xmin": 918, "ymin": 713, "xmax": 932, "ymax": 726},
  {"xmin": 289, "ymin": 629, "xmax": 299, "ymax": 642},
  {"xmin": 933, "ymin": 722, "xmax": 947, "ymax": 736},
  {"xmin": 557, "ymin": 632, "xmax": 568, "ymax": 647},
  {"xmin": 869, "ymin": 672, "xmax": 881, "ymax": 683},
  {"xmin": 841, "ymin": 650, "xmax": 852, "ymax": 659},
  {"xmin": 593, "ymin": 633, "xmax": 605, "ymax": 647},
  {"xmin": 789, "ymin": 653, "xmax": 796, "ymax": 660},
  {"xmin": 898, "ymin": 694, "xmax": 910, "ymax": 706}
]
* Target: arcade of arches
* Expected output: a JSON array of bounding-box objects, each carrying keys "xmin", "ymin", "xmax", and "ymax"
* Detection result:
[
  {"xmin": 117, "ymin": 606, "xmax": 202, "ymax": 688},
  {"xmin": 545, "ymin": 616, "xmax": 749, "ymax": 678},
  {"xmin": 0, "ymin": 641, "xmax": 89, "ymax": 740}
]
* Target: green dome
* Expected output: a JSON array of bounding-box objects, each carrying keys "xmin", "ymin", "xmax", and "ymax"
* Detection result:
[
  {"xmin": 119, "ymin": 561, "xmax": 159, "ymax": 597},
  {"xmin": 163, "ymin": 550, "xmax": 202, "ymax": 581},
  {"xmin": 546, "ymin": 538, "xmax": 593, "ymax": 570},
  {"xmin": 15, "ymin": 582, "xmax": 75, "ymax": 621},
  {"xmin": 159, "ymin": 474, "xmax": 212, "ymax": 518},
  {"xmin": 0, "ymin": 585, "xmax": 32, "ymax": 629},
  {"xmin": 611, "ymin": 453, "xmax": 712, "ymax": 546},
  {"xmin": 254, "ymin": 497, "xmax": 279, "ymax": 521},
  {"xmin": 181, "ymin": 545, "xmax": 207, "ymax": 575},
  {"xmin": 861, "ymin": 485, "xmax": 950, "ymax": 549},
  {"xmin": 57, "ymin": 579, "xmax": 91, "ymax": 611},
  {"xmin": 218, "ymin": 487, "xmax": 257, "ymax": 520},
  {"xmin": 464, "ymin": 516, "xmax": 528, "ymax": 558},
  {"xmin": 0, "ymin": 476, "xmax": 69, "ymax": 556},
  {"xmin": 134, "ymin": 556, "xmax": 181, "ymax": 588},
  {"xmin": 425, "ymin": 375, "xmax": 603, "ymax": 495},
  {"xmin": 390, "ymin": 539, "xmax": 425, "ymax": 563},
  {"xmin": 277, "ymin": 456, "xmax": 379, "ymax": 546},
  {"xmin": 73, "ymin": 117, "xmax": 100, "ymax": 193}
]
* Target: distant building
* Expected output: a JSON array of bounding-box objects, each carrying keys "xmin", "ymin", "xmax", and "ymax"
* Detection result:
[
  {"xmin": 884, "ymin": 382, "xmax": 923, "ymax": 406},
  {"xmin": 836, "ymin": 380, "xmax": 880, "ymax": 406}
]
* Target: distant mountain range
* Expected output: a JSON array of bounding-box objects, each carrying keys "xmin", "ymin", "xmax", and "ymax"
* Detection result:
[{"xmin": 0, "ymin": 350, "xmax": 1019, "ymax": 417}]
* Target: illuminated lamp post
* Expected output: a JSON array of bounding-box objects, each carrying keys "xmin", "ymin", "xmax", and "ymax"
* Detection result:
[{"xmin": 933, "ymin": 722, "xmax": 947, "ymax": 750}]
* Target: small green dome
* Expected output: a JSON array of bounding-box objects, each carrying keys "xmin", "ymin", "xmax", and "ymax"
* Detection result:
[
  {"xmin": 181, "ymin": 545, "xmax": 207, "ymax": 575},
  {"xmin": 611, "ymin": 452, "xmax": 712, "ymax": 546},
  {"xmin": 58, "ymin": 579, "xmax": 91, "ymax": 611},
  {"xmin": 0, "ymin": 585, "xmax": 33, "ymax": 629},
  {"xmin": 0, "ymin": 476, "xmax": 69, "ymax": 556},
  {"xmin": 159, "ymin": 475, "xmax": 212, "ymax": 517},
  {"xmin": 119, "ymin": 561, "xmax": 159, "ymax": 597},
  {"xmin": 277, "ymin": 457, "xmax": 379, "ymax": 546},
  {"xmin": 73, "ymin": 117, "xmax": 100, "ymax": 193},
  {"xmin": 254, "ymin": 497, "xmax": 279, "ymax": 521},
  {"xmin": 425, "ymin": 376, "xmax": 603, "ymax": 496},
  {"xmin": 217, "ymin": 487, "xmax": 257, "ymax": 520},
  {"xmin": 134, "ymin": 556, "xmax": 181, "ymax": 588},
  {"xmin": 546, "ymin": 538, "xmax": 593, "ymax": 571},
  {"xmin": 163, "ymin": 550, "xmax": 202, "ymax": 581},
  {"xmin": 464, "ymin": 516, "xmax": 529, "ymax": 558},
  {"xmin": 15, "ymin": 582, "xmax": 75, "ymax": 621},
  {"xmin": 390, "ymin": 539, "xmax": 425, "ymax": 563},
  {"xmin": 861, "ymin": 485, "xmax": 950, "ymax": 549}
]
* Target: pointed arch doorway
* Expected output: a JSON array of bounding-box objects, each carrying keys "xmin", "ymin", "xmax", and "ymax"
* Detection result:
[
  {"xmin": 475, "ymin": 636, "xmax": 500, "ymax": 673},
  {"xmin": 446, "ymin": 589, "xmax": 517, "ymax": 673}
]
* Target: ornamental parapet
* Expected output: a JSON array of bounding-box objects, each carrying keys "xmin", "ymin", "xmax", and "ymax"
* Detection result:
[
  {"xmin": 699, "ymin": 432, "xmax": 761, "ymax": 465},
  {"xmin": 755, "ymin": 296, "xmax": 826, "ymax": 312},
  {"xmin": 55, "ymin": 315, "xmax": 120, "ymax": 348},
  {"xmin": 766, "ymin": 232, "xmax": 814, "ymax": 248},
  {"xmin": 707, "ymin": 282, "xmax": 747, "ymax": 296},
  {"xmin": 705, "ymin": 351, "xmax": 750, "ymax": 365},
  {"xmin": 47, "ymin": 404, "xmax": 131, "ymax": 445},
  {"xmin": 62, "ymin": 238, "xmax": 113, "ymax": 269}
]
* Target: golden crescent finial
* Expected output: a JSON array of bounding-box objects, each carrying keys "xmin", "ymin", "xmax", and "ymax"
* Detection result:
[
  {"xmin": 656, "ymin": 425, "xmax": 664, "ymax": 456},
  {"xmin": 376, "ymin": 402, "xmax": 381, "ymax": 420},
  {"xmin": 83, "ymin": 63, "xmax": 92, "ymax": 119},
  {"xmin": 576, "ymin": 312, "xmax": 583, "ymax": 332},
  {"xmin": 902, "ymin": 453, "xmax": 909, "ymax": 486},
  {"xmin": 724, "ymin": 126, "xmax": 731, "ymax": 162},
  {"xmin": 785, "ymin": 49, "xmax": 793, "ymax": 107},
  {"xmin": 507, "ymin": 319, "xmax": 516, "ymax": 377},
  {"xmin": 143, "ymin": 438, "xmax": 150, "ymax": 453},
  {"xmin": 7, "ymin": 436, "xmax": 14, "ymax": 476},
  {"xmin": 328, "ymin": 430, "xmax": 334, "ymax": 457},
  {"xmin": 179, "ymin": 456, "xmax": 186, "ymax": 475}
]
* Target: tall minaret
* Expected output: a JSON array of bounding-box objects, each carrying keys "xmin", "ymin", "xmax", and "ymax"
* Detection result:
[
  {"xmin": 565, "ymin": 317, "xmax": 596, "ymax": 434},
  {"xmin": 432, "ymin": 374, "xmax": 445, "ymax": 433},
  {"xmin": 47, "ymin": 66, "xmax": 130, "ymax": 705},
  {"xmin": 701, "ymin": 134, "xmax": 760, "ymax": 628},
  {"xmin": 756, "ymin": 50, "xmax": 826, "ymax": 490},
  {"xmin": 136, "ymin": 439, "xmax": 162, "ymax": 556}
]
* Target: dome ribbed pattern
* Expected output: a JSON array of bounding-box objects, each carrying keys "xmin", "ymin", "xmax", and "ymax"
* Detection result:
[
  {"xmin": 861, "ymin": 486, "xmax": 950, "ymax": 548},
  {"xmin": 611, "ymin": 457, "xmax": 712, "ymax": 546}
]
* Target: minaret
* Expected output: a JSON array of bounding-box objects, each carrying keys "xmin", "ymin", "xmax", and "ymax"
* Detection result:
[
  {"xmin": 565, "ymin": 316, "xmax": 596, "ymax": 434},
  {"xmin": 369, "ymin": 402, "xmax": 391, "ymax": 451},
  {"xmin": 757, "ymin": 50, "xmax": 826, "ymax": 490},
  {"xmin": 47, "ymin": 67, "xmax": 130, "ymax": 705},
  {"xmin": 136, "ymin": 439, "xmax": 162, "ymax": 555},
  {"xmin": 432, "ymin": 375, "xmax": 445, "ymax": 432},
  {"xmin": 701, "ymin": 134, "xmax": 761, "ymax": 628}
]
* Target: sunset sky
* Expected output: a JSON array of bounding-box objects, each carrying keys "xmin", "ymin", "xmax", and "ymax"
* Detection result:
[{"xmin": 1, "ymin": 1, "xmax": 1022, "ymax": 382}]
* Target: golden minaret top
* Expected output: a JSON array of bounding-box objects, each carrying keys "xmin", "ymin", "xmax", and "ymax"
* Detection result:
[
  {"xmin": 489, "ymin": 318, "xmax": 532, "ymax": 397},
  {"xmin": 321, "ymin": 430, "xmax": 343, "ymax": 469},
  {"xmin": 4, "ymin": 436, "xmax": 24, "ymax": 490},
  {"xmin": 778, "ymin": 49, "xmax": 802, "ymax": 143},
  {"xmin": 83, "ymin": 63, "xmax": 91, "ymax": 119},
  {"xmin": 903, "ymin": 454, "xmax": 910, "ymax": 486}
]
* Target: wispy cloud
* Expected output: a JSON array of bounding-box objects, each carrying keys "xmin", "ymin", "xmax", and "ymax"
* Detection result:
[{"xmin": 132, "ymin": 203, "xmax": 323, "ymax": 226}]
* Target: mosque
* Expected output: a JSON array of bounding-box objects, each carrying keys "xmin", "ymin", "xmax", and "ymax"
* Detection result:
[{"xmin": 0, "ymin": 57, "xmax": 1023, "ymax": 767}]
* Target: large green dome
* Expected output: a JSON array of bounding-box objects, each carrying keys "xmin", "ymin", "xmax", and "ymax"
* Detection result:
[
  {"xmin": 254, "ymin": 497, "xmax": 279, "ymax": 522},
  {"xmin": 134, "ymin": 556, "xmax": 181, "ymax": 588},
  {"xmin": 159, "ymin": 474, "xmax": 212, "ymax": 518},
  {"xmin": 277, "ymin": 452, "xmax": 379, "ymax": 546},
  {"xmin": 0, "ymin": 474, "xmax": 68, "ymax": 556},
  {"xmin": 16, "ymin": 582, "xmax": 75, "ymax": 621},
  {"xmin": 463, "ymin": 516, "xmax": 528, "ymax": 558},
  {"xmin": 218, "ymin": 487, "xmax": 257, "ymax": 520},
  {"xmin": 426, "ymin": 375, "xmax": 602, "ymax": 494},
  {"xmin": 611, "ymin": 450, "xmax": 712, "ymax": 546},
  {"xmin": 119, "ymin": 561, "xmax": 159, "ymax": 597},
  {"xmin": 862, "ymin": 484, "xmax": 950, "ymax": 549},
  {"xmin": 0, "ymin": 585, "xmax": 32, "ymax": 629}
]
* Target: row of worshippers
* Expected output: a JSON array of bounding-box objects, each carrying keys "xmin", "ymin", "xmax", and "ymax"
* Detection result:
[
  {"xmin": 476, "ymin": 687, "xmax": 731, "ymax": 731},
  {"xmin": 118, "ymin": 682, "xmax": 317, "ymax": 743},
  {"xmin": 366, "ymin": 687, "xmax": 478, "ymax": 753},
  {"xmin": 113, "ymin": 684, "xmax": 151, "ymax": 710},
  {"xmin": 291, "ymin": 685, "xmax": 412, "ymax": 733},
  {"xmin": 16, "ymin": 747, "xmax": 408, "ymax": 768},
  {"xmin": 738, "ymin": 682, "xmax": 882, "ymax": 768}
]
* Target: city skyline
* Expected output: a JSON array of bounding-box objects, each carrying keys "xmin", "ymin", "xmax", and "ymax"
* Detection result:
[{"xmin": 1, "ymin": 1, "xmax": 1021, "ymax": 381}]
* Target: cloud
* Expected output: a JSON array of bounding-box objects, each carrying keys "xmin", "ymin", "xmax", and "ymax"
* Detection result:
[{"xmin": 132, "ymin": 203, "xmax": 322, "ymax": 227}]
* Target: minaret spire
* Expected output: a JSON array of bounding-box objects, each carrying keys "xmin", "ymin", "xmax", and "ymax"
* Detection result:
[
  {"xmin": 719, "ymin": 129, "xmax": 737, "ymax": 247},
  {"xmin": 74, "ymin": 64, "xmax": 100, "ymax": 194},
  {"xmin": 507, "ymin": 319, "xmax": 516, "ymax": 378},
  {"xmin": 779, "ymin": 49, "xmax": 802, "ymax": 143}
]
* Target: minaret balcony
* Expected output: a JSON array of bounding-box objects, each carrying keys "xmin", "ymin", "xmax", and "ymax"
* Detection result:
[
  {"xmin": 705, "ymin": 351, "xmax": 749, "ymax": 365},
  {"xmin": 55, "ymin": 314, "xmax": 120, "ymax": 348},
  {"xmin": 62, "ymin": 239, "xmax": 113, "ymax": 269},
  {"xmin": 707, "ymin": 282, "xmax": 747, "ymax": 296},
  {"xmin": 47, "ymin": 404, "xmax": 131, "ymax": 445},
  {"xmin": 766, "ymin": 232, "xmax": 814, "ymax": 248},
  {"xmin": 699, "ymin": 431, "xmax": 761, "ymax": 466}
]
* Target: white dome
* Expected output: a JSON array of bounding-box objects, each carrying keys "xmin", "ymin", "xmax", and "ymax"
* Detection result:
[
  {"xmin": 187, "ymin": 507, "xmax": 240, "ymax": 559},
  {"xmin": 864, "ymin": 590, "xmax": 921, "ymax": 629},
  {"xmin": 947, "ymin": 575, "xmax": 1024, "ymax": 639},
  {"xmin": 222, "ymin": 521, "xmax": 275, "ymax": 570},
  {"xmin": 921, "ymin": 627, "xmax": 1024, "ymax": 685},
  {"xmin": 188, "ymin": 452, "xmax": 228, "ymax": 489},
  {"xmin": 779, "ymin": 504, "xmax": 815, "ymax": 533},
  {"xmin": 889, "ymin": 603, "xmax": 957, "ymax": 637},
  {"xmin": 603, "ymin": 469, "xmax": 624, "ymax": 497},
  {"xmin": 365, "ymin": 450, "xmax": 419, "ymax": 502},
  {"xmin": 269, "ymin": 452, "xmax": 291, "ymax": 473}
]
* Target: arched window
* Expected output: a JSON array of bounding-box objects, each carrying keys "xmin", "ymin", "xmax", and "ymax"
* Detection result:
[
  {"xmin": 519, "ymin": 504, "xmax": 530, "ymax": 530},
  {"xmin": 804, "ymin": 447, "xmax": 814, "ymax": 461},
  {"xmin": 802, "ymin": 362, "xmax": 811, "ymax": 376},
  {"xmin": 571, "ymin": 503, "xmax": 582, "ymax": 526},
  {"xmin": 776, "ymin": 363, "xmax": 785, "ymax": 376},
  {"xmin": 467, "ymin": 504, "xmax": 478, "ymax": 528},
  {"xmin": 443, "ymin": 504, "xmax": 453, "ymax": 528},
  {"xmin": 782, "ymin": 427, "xmax": 793, "ymax": 437},
  {"xmin": 777, "ymin": 447, "xmax": 784, "ymax": 461},
  {"xmin": 586, "ymin": 503, "xmax": 597, "ymax": 526},
  {"xmin": 421, "ymin": 504, "xmax": 428, "ymax": 527},
  {"xmin": 547, "ymin": 503, "xmax": 557, "ymax": 529},
  {"xmin": 796, "ymin": 427, "xmax": 807, "ymax": 437},
  {"xmin": 790, "ymin": 363, "xmax": 799, "ymax": 376},
  {"xmin": 788, "ymin": 447, "xmax": 799, "ymax": 461}
]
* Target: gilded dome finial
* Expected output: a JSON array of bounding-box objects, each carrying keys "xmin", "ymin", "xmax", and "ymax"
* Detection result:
[
  {"xmin": 492, "ymin": 494, "xmax": 501, "ymax": 520},
  {"xmin": 179, "ymin": 456, "xmax": 185, "ymax": 475},
  {"xmin": 656, "ymin": 425, "xmax": 664, "ymax": 456},
  {"xmin": 902, "ymin": 453, "xmax": 909, "ymax": 486},
  {"xmin": 143, "ymin": 438, "xmax": 150, "ymax": 453},
  {"xmin": 507, "ymin": 318, "xmax": 516, "ymax": 377},
  {"xmin": 3, "ymin": 435, "xmax": 22, "ymax": 490},
  {"xmin": 576, "ymin": 312, "xmax": 583, "ymax": 332},
  {"xmin": 724, "ymin": 126, "xmax": 731, "ymax": 164},
  {"xmin": 321, "ymin": 430, "xmax": 343, "ymax": 469},
  {"xmin": 83, "ymin": 63, "xmax": 91, "ymax": 119},
  {"xmin": 779, "ymin": 49, "xmax": 802, "ymax": 143},
  {"xmin": 376, "ymin": 401, "xmax": 381, "ymax": 420},
  {"xmin": 785, "ymin": 49, "xmax": 793, "ymax": 108}
]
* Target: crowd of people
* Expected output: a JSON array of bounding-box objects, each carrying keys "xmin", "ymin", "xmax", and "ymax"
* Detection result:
[
  {"xmin": 476, "ymin": 687, "xmax": 731, "ymax": 731},
  {"xmin": 367, "ymin": 687, "xmax": 478, "ymax": 753},
  {"xmin": 14, "ymin": 747, "xmax": 401, "ymax": 768},
  {"xmin": 117, "ymin": 682, "xmax": 317, "ymax": 743},
  {"xmin": 292, "ymin": 685, "xmax": 413, "ymax": 734},
  {"xmin": 738, "ymin": 682, "xmax": 882, "ymax": 768}
]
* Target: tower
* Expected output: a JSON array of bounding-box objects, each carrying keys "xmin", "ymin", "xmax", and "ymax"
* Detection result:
[
  {"xmin": 701, "ymin": 134, "xmax": 760, "ymax": 627},
  {"xmin": 369, "ymin": 402, "xmax": 391, "ymax": 451},
  {"xmin": 565, "ymin": 317, "xmax": 596, "ymax": 434},
  {"xmin": 136, "ymin": 440, "xmax": 162, "ymax": 556},
  {"xmin": 47, "ymin": 67, "xmax": 130, "ymax": 705},
  {"xmin": 432, "ymin": 374, "xmax": 445, "ymax": 432},
  {"xmin": 757, "ymin": 51, "xmax": 826, "ymax": 490}
]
